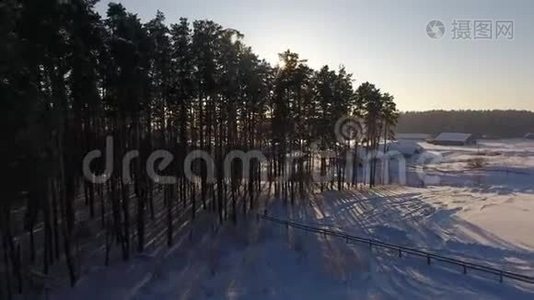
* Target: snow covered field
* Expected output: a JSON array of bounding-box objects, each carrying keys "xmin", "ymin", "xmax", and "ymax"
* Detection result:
[{"xmin": 51, "ymin": 139, "xmax": 534, "ymax": 299}]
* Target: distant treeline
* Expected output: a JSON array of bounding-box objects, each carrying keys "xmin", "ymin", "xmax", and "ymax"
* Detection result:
[{"xmin": 396, "ymin": 110, "xmax": 534, "ymax": 138}]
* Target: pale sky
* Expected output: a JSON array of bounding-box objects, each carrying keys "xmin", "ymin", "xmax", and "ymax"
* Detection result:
[{"xmin": 96, "ymin": 0, "xmax": 534, "ymax": 112}]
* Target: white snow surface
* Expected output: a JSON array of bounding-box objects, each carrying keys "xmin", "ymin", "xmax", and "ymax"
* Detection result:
[{"xmin": 51, "ymin": 139, "xmax": 534, "ymax": 299}]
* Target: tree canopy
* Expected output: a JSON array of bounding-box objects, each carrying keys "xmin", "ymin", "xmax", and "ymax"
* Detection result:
[{"xmin": 0, "ymin": 1, "xmax": 398, "ymax": 296}]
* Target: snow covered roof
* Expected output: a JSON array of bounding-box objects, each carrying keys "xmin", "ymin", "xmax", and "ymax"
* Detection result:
[
  {"xmin": 434, "ymin": 132, "xmax": 473, "ymax": 142},
  {"xmin": 395, "ymin": 133, "xmax": 431, "ymax": 140}
]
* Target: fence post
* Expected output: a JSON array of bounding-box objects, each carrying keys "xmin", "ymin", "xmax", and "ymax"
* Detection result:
[
  {"xmin": 398, "ymin": 249, "xmax": 402, "ymax": 258},
  {"xmin": 427, "ymin": 255, "xmax": 431, "ymax": 265},
  {"xmin": 463, "ymin": 265, "xmax": 467, "ymax": 274}
]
